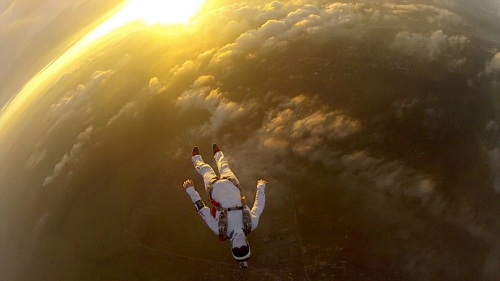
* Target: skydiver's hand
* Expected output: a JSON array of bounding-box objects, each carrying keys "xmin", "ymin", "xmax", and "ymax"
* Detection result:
[
  {"xmin": 257, "ymin": 179, "xmax": 268, "ymax": 185},
  {"xmin": 183, "ymin": 179, "xmax": 194, "ymax": 190}
]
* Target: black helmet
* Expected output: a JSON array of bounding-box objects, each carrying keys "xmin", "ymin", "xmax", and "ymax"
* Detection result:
[{"xmin": 231, "ymin": 230, "xmax": 251, "ymax": 263}]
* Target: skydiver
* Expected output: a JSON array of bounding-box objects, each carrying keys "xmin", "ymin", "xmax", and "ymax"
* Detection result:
[{"xmin": 183, "ymin": 143, "xmax": 267, "ymax": 268}]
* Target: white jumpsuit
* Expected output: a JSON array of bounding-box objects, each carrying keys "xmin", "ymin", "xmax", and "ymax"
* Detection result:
[{"xmin": 186, "ymin": 151, "xmax": 266, "ymax": 238}]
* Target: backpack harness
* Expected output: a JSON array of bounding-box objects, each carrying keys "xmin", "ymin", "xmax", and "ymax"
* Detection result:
[{"xmin": 207, "ymin": 176, "xmax": 252, "ymax": 241}]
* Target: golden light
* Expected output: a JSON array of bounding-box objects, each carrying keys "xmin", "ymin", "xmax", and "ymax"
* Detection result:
[
  {"xmin": 0, "ymin": 0, "xmax": 206, "ymax": 132},
  {"xmin": 122, "ymin": 0, "xmax": 206, "ymax": 25}
]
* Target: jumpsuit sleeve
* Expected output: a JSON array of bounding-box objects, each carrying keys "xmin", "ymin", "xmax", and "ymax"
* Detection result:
[
  {"xmin": 250, "ymin": 181, "xmax": 266, "ymax": 231},
  {"xmin": 185, "ymin": 186, "xmax": 219, "ymax": 235}
]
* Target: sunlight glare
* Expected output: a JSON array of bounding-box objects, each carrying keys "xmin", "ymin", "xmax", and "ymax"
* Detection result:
[
  {"xmin": 0, "ymin": 0, "xmax": 206, "ymax": 132},
  {"xmin": 121, "ymin": 0, "xmax": 206, "ymax": 25}
]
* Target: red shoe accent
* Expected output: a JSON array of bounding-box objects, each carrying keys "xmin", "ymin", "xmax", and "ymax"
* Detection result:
[
  {"xmin": 212, "ymin": 144, "xmax": 220, "ymax": 155},
  {"xmin": 192, "ymin": 146, "xmax": 200, "ymax": 156}
]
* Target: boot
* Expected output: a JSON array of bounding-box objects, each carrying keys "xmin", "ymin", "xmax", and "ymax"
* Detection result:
[
  {"xmin": 192, "ymin": 146, "xmax": 200, "ymax": 156},
  {"xmin": 212, "ymin": 143, "xmax": 221, "ymax": 155}
]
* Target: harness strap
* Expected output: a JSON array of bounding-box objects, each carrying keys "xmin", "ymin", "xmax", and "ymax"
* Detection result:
[
  {"xmin": 212, "ymin": 205, "xmax": 252, "ymax": 241},
  {"xmin": 207, "ymin": 176, "xmax": 251, "ymax": 240},
  {"xmin": 213, "ymin": 205, "xmax": 244, "ymax": 212},
  {"xmin": 218, "ymin": 210, "xmax": 228, "ymax": 241}
]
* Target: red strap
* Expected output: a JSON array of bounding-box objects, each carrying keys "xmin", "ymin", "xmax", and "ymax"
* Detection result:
[
  {"xmin": 211, "ymin": 200, "xmax": 227, "ymax": 241},
  {"xmin": 210, "ymin": 200, "xmax": 220, "ymax": 217}
]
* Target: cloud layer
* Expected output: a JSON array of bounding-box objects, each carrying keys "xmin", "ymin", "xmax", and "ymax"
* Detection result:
[
  {"xmin": 391, "ymin": 30, "xmax": 468, "ymax": 62},
  {"xmin": 2, "ymin": 0, "xmax": 500, "ymax": 280}
]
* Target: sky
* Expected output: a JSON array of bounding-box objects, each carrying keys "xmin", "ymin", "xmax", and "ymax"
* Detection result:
[
  {"xmin": 1, "ymin": 0, "xmax": 500, "ymax": 280},
  {"xmin": 0, "ymin": 0, "xmax": 127, "ymax": 112}
]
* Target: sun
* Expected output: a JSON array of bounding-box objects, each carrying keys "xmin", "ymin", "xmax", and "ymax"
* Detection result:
[{"xmin": 121, "ymin": 0, "xmax": 206, "ymax": 25}]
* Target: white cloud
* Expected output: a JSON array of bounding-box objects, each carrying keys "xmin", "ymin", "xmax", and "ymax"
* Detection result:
[
  {"xmin": 382, "ymin": 3, "xmax": 462, "ymax": 25},
  {"xmin": 221, "ymin": 19, "xmax": 251, "ymax": 38},
  {"xmin": 323, "ymin": 3, "xmax": 366, "ymax": 27},
  {"xmin": 448, "ymin": 57, "xmax": 467, "ymax": 69},
  {"xmin": 225, "ymin": 93, "xmax": 360, "ymax": 181},
  {"xmin": 202, "ymin": 1, "xmax": 465, "ymax": 72},
  {"xmin": 207, "ymin": 2, "xmax": 370, "ymax": 68},
  {"xmin": 483, "ymin": 119, "xmax": 500, "ymax": 193},
  {"xmin": 116, "ymin": 53, "xmax": 132, "ymax": 69},
  {"xmin": 228, "ymin": 95, "xmax": 436, "ymax": 208},
  {"xmin": 148, "ymin": 77, "xmax": 162, "ymax": 95},
  {"xmin": 107, "ymin": 101, "xmax": 137, "ymax": 127},
  {"xmin": 393, "ymin": 98, "xmax": 419, "ymax": 119},
  {"xmin": 175, "ymin": 76, "xmax": 218, "ymax": 111},
  {"xmin": 187, "ymin": 91, "xmax": 362, "ymax": 178},
  {"xmin": 106, "ymin": 79, "xmax": 161, "ymax": 128},
  {"xmin": 283, "ymin": 4, "xmax": 321, "ymax": 26},
  {"xmin": 169, "ymin": 59, "xmax": 196, "ymax": 77},
  {"xmin": 488, "ymin": 147, "xmax": 500, "ymax": 193},
  {"xmin": 24, "ymin": 150, "xmax": 47, "ymax": 171},
  {"xmin": 486, "ymin": 119, "xmax": 499, "ymax": 132},
  {"xmin": 485, "ymin": 53, "xmax": 500, "ymax": 75},
  {"xmin": 49, "ymin": 70, "xmax": 113, "ymax": 119},
  {"xmin": 260, "ymin": 94, "xmax": 361, "ymax": 164},
  {"xmin": 168, "ymin": 50, "xmax": 215, "ymax": 83},
  {"xmin": 175, "ymin": 76, "xmax": 250, "ymax": 134},
  {"xmin": 43, "ymin": 126, "xmax": 96, "ymax": 186},
  {"xmin": 391, "ymin": 30, "xmax": 468, "ymax": 61},
  {"xmin": 192, "ymin": 75, "xmax": 214, "ymax": 88},
  {"xmin": 341, "ymin": 151, "xmax": 436, "ymax": 202},
  {"xmin": 210, "ymin": 19, "xmax": 289, "ymax": 66},
  {"xmin": 31, "ymin": 69, "xmax": 112, "ymax": 151},
  {"xmin": 18, "ymin": 68, "xmax": 113, "ymax": 171}
]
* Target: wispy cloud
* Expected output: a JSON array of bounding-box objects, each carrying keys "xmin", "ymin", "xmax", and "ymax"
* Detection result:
[
  {"xmin": 485, "ymin": 53, "xmax": 500, "ymax": 75},
  {"xmin": 340, "ymin": 151, "xmax": 436, "ymax": 203},
  {"xmin": 43, "ymin": 125, "xmax": 96, "ymax": 186},
  {"xmin": 34, "ymin": 69, "xmax": 113, "ymax": 150},
  {"xmin": 391, "ymin": 30, "xmax": 468, "ymax": 62}
]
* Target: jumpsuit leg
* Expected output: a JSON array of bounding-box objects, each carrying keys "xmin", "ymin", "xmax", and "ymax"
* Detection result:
[
  {"xmin": 214, "ymin": 151, "xmax": 240, "ymax": 186},
  {"xmin": 191, "ymin": 155, "xmax": 217, "ymax": 193}
]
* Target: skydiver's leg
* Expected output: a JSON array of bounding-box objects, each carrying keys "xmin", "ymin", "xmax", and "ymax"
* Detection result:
[
  {"xmin": 214, "ymin": 151, "xmax": 240, "ymax": 186},
  {"xmin": 192, "ymin": 155, "xmax": 217, "ymax": 193}
]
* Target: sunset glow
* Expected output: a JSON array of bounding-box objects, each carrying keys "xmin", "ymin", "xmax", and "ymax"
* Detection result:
[
  {"xmin": 0, "ymin": 0, "xmax": 206, "ymax": 131},
  {"xmin": 122, "ymin": 0, "xmax": 206, "ymax": 25}
]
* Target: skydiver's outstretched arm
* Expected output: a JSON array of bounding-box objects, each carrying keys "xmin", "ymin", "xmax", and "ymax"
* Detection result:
[
  {"xmin": 183, "ymin": 180, "xmax": 218, "ymax": 235},
  {"xmin": 250, "ymin": 179, "xmax": 267, "ymax": 231}
]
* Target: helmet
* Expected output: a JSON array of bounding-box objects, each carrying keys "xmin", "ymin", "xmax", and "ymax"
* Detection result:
[{"xmin": 231, "ymin": 230, "xmax": 251, "ymax": 263}]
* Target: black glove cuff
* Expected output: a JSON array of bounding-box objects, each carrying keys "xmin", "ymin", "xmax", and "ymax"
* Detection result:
[{"xmin": 194, "ymin": 200, "xmax": 205, "ymax": 212}]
